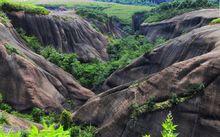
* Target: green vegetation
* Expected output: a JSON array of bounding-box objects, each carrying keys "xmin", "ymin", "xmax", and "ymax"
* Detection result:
[
  {"xmin": 131, "ymin": 83, "xmax": 205, "ymax": 119},
  {"xmin": 0, "ymin": 124, "xmax": 69, "ymax": 137},
  {"xmin": 59, "ymin": 110, "xmax": 72, "ymax": 130},
  {"xmin": 161, "ymin": 113, "xmax": 178, "ymax": 137},
  {"xmin": 0, "ymin": 93, "xmax": 95, "ymax": 136},
  {"xmin": 19, "ymin": 29, "xmax": 162, "ymax": 88},
  {"xmin": 40, "ymin": 35, "xmax": 162, "ymax": 88},
  {"xmin": 75, "ymin": 8, "xmax": 110, "ymax": 23},
  {"xmin": 4, "ymin": 43, "xmax": 20, "ymax": 55},
  {"xmin": 0, "ymin": 103, "xmax": 96, "ymax": 137},
  {"xmin": 0, "ymin": 0, "xmax": 49, "ymax": 15},
  {"xmin": 143, "ymin": 0, "xmax": 216, "ymax": 23},
  {"xmin": 0, "ymin": 11, "xmax": 9, "ymax": 25},
  {"xmin": 17, "ymin": 29, "xmax": 42, "ymax": 54},
  {"xmin": 143, "ymin": 113, "xmax": 178, "ymax": 137},
  {"xmin": 95, "ymin": 0, "xmax": 164, "ymax": 5},
  {"xmin": 17, "ymin": 0, "xmax": 151, "ymax": 25},
  {"xmin": 0, "ymin": 112, "xmax": 7, "ymax": 124},
  {"xmin": 211, "ymin": 18, "xmax": 220, "ymax": 24}
]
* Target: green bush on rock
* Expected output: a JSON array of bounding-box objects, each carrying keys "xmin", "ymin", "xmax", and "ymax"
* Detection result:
[
  {"xmin": 211, "ymin": 18, "xmax": 220, "ymax": 24},
  {"xmin": 0, "ymin": 1, "xmax": 50, "ymax": 15},
  {"xmin": 143, "ymin": 113, "xmax": 178, "ymax": 137}
]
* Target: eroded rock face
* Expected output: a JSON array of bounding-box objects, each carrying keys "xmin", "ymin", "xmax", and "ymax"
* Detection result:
[
  {"xmin": 87, "ymin": 17, "xmax": 126, "ymax": 38},
  {"xmin": 102, "ymin": 24, "xmax": 219, "ymax": 91},
  {"xmin": 7, "ymin": 11, "xmax": 108, "ymax": 62},
  {"xmin": 0, "ymin": 110, "xmax": 42, "ymax": 131},
  {"xmin": 0, "ymin": 22, "xmax": 94, "ymax": 111},
  {"xmin": 73, "ymin": 24, "xmax": 220, "ymax": 137},
  {"xmin": 140, "ymin": 9, "xmax": 220, "ymax": 42}
]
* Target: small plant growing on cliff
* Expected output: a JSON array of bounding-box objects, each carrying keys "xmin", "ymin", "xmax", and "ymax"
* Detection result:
[
  {"xmin": 0, "ymin": 93, "xmax": 3, "ymax": 103},
  {"xmin": 4, "ymin": 44, "xmax": 20, "ymax": 55},
  {"xmin": 31, "ymin": 107, "xmax": 44, "ymax": 123},
  {"xmin": 70, "ymin": 125, "xmax": 96, "ymax": 137},
  {"xmin": 170, "ymin": 93, "xmax": 180, "ymax": 105},
  {"xmin": 143, "ymin": 113, "xmax": 178, "ymax": 137},
  {"xmin": 0, "ymin": 112, "xmax": 7, "ymax": 124},
  {"xmin": 211, "ymin": 18, "xmax": 220, "ymax": 24},
  {"xmin": 187, "ymin": 83, "xmax": 205, "ymax": 94},
  {"xmin": 143, "ymin": 134, "xmax": 151, "ymax": 137},
  {"xmin": 59, "ymin": 110, "xmax": 72, "ymax": 130},
  {"xmin": 0, "ymin": 103, "xmax": 12, "ymax": 113},
  {"xmin": 131, "ymin": 97, "xmax": 156, "ymax": 119},
  {"xmin": 161, "ymin": 112, "xmax": 178, "ymax": 137}
]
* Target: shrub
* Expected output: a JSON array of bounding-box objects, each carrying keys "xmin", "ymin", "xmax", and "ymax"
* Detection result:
[
  {"xmin": 76, "ymin": 8, "xmax": 109, "ymax": 23},
  {"xmin": 28, "ymin": 124, "xmax": 70, "ymax": 137},
  {"xmin": 0, "ymin": 103, "xmax": 12, "ymax": 113},
  {"xmin": 59, "ymin": 110, "xmax": 72, "ymax": 130},
  {"xmin": 187, "ymin": 83, "xmax": 205, "ymax": 94},
  {"xmin": 1, "ymin": 2, "xmax": 50, "ymax": 15},
  {"xmin": 143, "ymin": 112, "xmax": 179, "ymax": 137},
  {"xmin": 0, "ymin": 93, "xmax": 3, "ymax": 103},
  {"xmin": 31, "ymin": 108, "xmax": 44, "ymax": 123},
  {"xmin": 143, "ymin": 0, "xmax": 215, "ymax": 23},
  {"xmin": 211, "ymin": 18, "xmax": 220, "ymax": 24},
  {"xmin": 131, "ymin": 97, "xmax": 156, "ymax": 119},
  {"xmin": 0, "ymin": 11, "xmax": 9, "ymax": 25},
  {"xmin": 0, "ymin": 112, "xmax": 7, "ymax": 124},
  {"xmin": 70, "ymin": 125, "xmax": 96, "ymax": 137},
  {"xmin": 170, "ymin": 93, "xmax": 180, "ymax": 105},
  {"xmin": 161, "ymin": 112, "xmax": 178, "ymax": 137},
  {"xmin": 4, "ymin": 43, "xmax": 20, "ymax": 55},
  {"xmin": 18, "ymin": 29, "xmax": 43, "ymax": 54},
  {"xmin": 20, "ymin": 131, "xmax": 29, "ymax": 137}
]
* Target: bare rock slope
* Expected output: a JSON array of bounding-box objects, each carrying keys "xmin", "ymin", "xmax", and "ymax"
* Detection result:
[
  {"xmin": 102, "ymin": 9, "xmax": 220, "ymax": 90},
  {"xmin": 7, "ymin": 11, "xmax": 108, "ymax": 62},
  {"xmin": 140, "ymin": 9, "xmax": 220, "ymax": 42},
  {"xmin": 0, "ymin": 22, "xmax": 94, "ymax": 111},
  {"xmin": 73, "ymin": 24, "xmax": 220, "ymax": 137}
]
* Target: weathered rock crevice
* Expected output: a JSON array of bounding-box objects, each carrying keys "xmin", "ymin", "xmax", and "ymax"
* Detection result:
[
  {"xmin": 0, "ymin": 22, "xmax": 95, "ymax": 111},
  {"xmin": 7, "ymin": 11, "xmax": 109, "ymax": 62}
]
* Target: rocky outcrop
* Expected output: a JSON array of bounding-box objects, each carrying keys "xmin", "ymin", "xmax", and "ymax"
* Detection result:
[
  {"xmin": 87, "ymin": 17, "xmax": 126, "ymax": 38},
  {"xmin": 7, "ymin": 11, "xmax": 108, "ymax": 62},
  {"xmin": 103, "ymin": 10, "xmax": 218, "ymax": 90},
  {"xmin": 0, "ymin": 110, "xmax": 42, "ymax": 130},
  {"xmin": 0, "ymin": 22, "xmax": 94, "ymax": 111},
  {"xmin": 73, "ymin": 24, "xmax": 220, "ymax": 137},
  {"xmin": 140, "ymin": 9, "xmax": 220, "ymax": 42},
  {"xmin": 132, "ymin": 11, "xmax": 147, "ymax": 32}
]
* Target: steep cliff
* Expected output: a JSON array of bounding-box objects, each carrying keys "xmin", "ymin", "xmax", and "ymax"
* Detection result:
[
  {"xmin": 140, "ymin": 9, "xmax": 220, "ymax": 42},
  {"xmin": 73, "ymin": 24, "xmax": 220, "ymax": 137},
  {"xmin": 102, "ymin": 9, "xmax": 220, "ymax": 91},
  {"xmin": 0, "ymin": 22, "xmax": 94, "ymax": 111},
  {"xmin": 87, "ymin": 17, "xmax": 126, "ymax": 38},
  {"xmin": 7, "ymin": 11, "xmax": 109, "ymax": 62}
]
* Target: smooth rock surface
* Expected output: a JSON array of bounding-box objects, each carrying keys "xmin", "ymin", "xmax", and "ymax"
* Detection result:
[
  {"xmin": 7, "ymin": 11, "xmax": 108, "ymax": 62},
  {"xmin": 102, "ymin": 24, "xmax": 219, "ymax": 91},
  {"xmin": 73, "ymin": 24, "xmax": 220, "ymax": 137},
  {"xmin": 140, "ymin": 9, "xmax": 220, "ymax": 42},
  {"xmin": 0, "ymin": 22, "xmax": 94, "ymax": 111}
]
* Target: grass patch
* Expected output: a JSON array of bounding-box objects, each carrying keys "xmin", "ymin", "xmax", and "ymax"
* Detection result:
[
  {"xmin": 0, "ymin": 0, "xmax": 49, "ymax": 15},
  {"xmin": 143, "ymin": 0, "xmax": 216, "ymax": 23},
  {"xmin": 131, "ymin": 83, "xmax": 205, "ymax": 119},
  {"xmin": 19, "ymin": 29, "xmax": 165, "ymax": 88},
  {"xmin": 16, "ymin": 0, "xmax": 152, "ymax": 25},
  {"xmin": 4, "ymin": 43, "xmax": 20, "ymax": 55},
  {"xmin": 0, "ymin": 11, "xmax": 9, "ymax": 25},
  {"xmin": 40, "ymin": 35, "xmax": 163, "ymax": 88}
]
